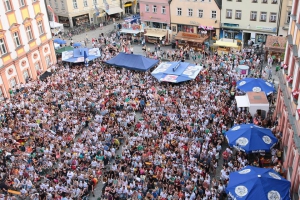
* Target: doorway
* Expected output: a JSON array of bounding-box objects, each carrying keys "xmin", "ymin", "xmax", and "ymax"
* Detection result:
[{"xmin": 243, "ymin": 32, "xmax": 251, "ymax": 46}]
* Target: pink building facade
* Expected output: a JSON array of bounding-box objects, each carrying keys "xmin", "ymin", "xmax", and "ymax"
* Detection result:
[
  {"xmin": 139, "ymin": 0, "xmax": 171, "ymax": 29},
  {"xmin": 273, "ymin": 0, "xmax": 300, "ymax": 199}
]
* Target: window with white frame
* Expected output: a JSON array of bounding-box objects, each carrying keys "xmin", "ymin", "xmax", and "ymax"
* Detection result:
[
  {"xmin": 260, "ymin": 12, "xmax": 267, "ymax": 21},
  {"xmin": 250, "ymin": 11, "xmax": 257, "ymax": 20},
  {"xmin": 23, "ymin": 70, "xmax": 30, "ymax": 81},
  {"xmin": 0, "ymin": 88, "xmax": 4, "ymax": 101},
  {"xmin": 271, "ymin": 0, "xmax": 277, "ymax": 3},
  {"xmin": 235, "ymin": 10, "xmax": 241, "ymax": 19},
  {"xmin": 286, "ymin": 10, "xmax": 291, "ymax": 23},
  {"xmin": 13, "ymin": 32, "xmax": 21, "ymax": 47},
  {"xmin": 177, "ymin": 8, "xmax": 182, "ymax": 16},
  {"xmin": 35, "ymin": 62, "xmax": 41, "ymax": 71},
  {"xmin": 10, "ymin": 78, "xmax": 17, "ymax": 88},
  {"xmin": 188, "ymin": 9, "xmax": 193, "ymax": 17},
  {"xmin": 270, "ymin": 12, "xmax": 277, "ymax": 22},
  {"xmin": 45, "ymin": 56, "xmax": 51, "ymax": 67},
  {"xmin": 0, "ymin": 39, "xmax": 7, "ymax": 55},
  {"xmin": 198, "ymin": 9, "xmax": 203, "ymax": 18},
  {"xmin": 61, "ymin": 0, "xmax": 65, "ymax": 9},
  {"xmin": 26, "ymin": 26, "xmax": 33, "ymax": 41},
  {"xmin": 83, "ymin": 0, "xmax": 88, "ymax": 7},
  {"xmin": 37, "ymin": 21, "xmax": 44, "ymax": 35},
  {"xmin": 4, "ymin": 0, "xmax": 12, "ymax": 12},
  {"xmin": 153, "ymin": 5, "xmax": 157, "ymax": 13},
  {"xmin": 145, "ymin": 4, "xmax": 149, "ymax": 12},
  {"xmin": 262, "ymin": 0, "xmax": 267, "ymax": 3},
  {"xmin": 19, "ymin": 0, "xmax": 25, "ymax": 6},
  {"xmin": 226, "ymin": 9, "xmax": 232, "ymax": 18},
  {"xmin": 54, "ymin": 0, "xmax": 58, "ymax": 8},
  {"xmin": 73, "ymin": 0, "xmax": 78, "ymax": 9},
  {"xmin": 162, "ymin": 6, "xmax": 166, "ymax": 14},
  {"xmin": 93, "ymin": 0, "xmax": 97, "ymax": 4},
  {"xmin": 211, "ymin": 10, "xmax": 216, "ymax": 18}
]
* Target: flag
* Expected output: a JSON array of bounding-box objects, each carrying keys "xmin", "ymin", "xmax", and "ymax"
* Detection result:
[
  {"xmin": 94, "ymin": 5, "xmax": 100, "ymax": 16},
  {"xmin": 47, "ymin": 5, "xmax": 57, "ymax": 22}
]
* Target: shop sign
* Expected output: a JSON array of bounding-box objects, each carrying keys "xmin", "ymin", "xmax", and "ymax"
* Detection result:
[
  {"xmin": 190, "ymin": 21, "xmax": 199, "ymax": 25},
  {"xmin": 256, "ymin": 26, "xmax": 277, "ymax": 32},
  {"xmin": 122, "ymin": 24, "xmax": 141, "ymax": 30}
]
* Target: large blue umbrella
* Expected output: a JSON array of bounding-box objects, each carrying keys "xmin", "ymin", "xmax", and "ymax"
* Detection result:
[
  {"xmin": 225, "ymin": 124, "xmax": 278, "ymax": 153},
  {"xmin": 237, "ymin": 78, "xmax": 275, "ymax": 95},
  {"xmin": 226, "ymin": 166, "xmax": 291, "ymax": 200},
  {"xmin": 73, "ymin": 42, "xmax": 82, "ymax": 47},
  {"xmin": 53, "ymin": 38, "xmax": 66, "ymax": 44}
]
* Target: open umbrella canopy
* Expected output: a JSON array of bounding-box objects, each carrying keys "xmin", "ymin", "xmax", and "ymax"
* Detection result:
[
  {"xmin": 55, "ymin": 46, "xmax": 74, "ymax": 54},
  {"xmin": 53, "ymin": 38, "xmax": 66, "ymax": 44},
  {"xmin": 226, "ymin": 166, "xmax": 291, "ymax": 200},
  {"xmin": 237, "ymin": 78, "xmax": 275, "ymax": 95},
  {"xmin": 73, "ymin": 42, "xmax": 82, "ymax": 47},
  {"xmin": 225, "ymin": 124, "xmax": 278, "ymax": 153}
]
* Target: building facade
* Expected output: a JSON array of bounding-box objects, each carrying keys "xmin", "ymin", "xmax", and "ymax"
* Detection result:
[
  {"xmin": 0, "ymin": 0, "xmax": 56, "ymax": 99},
  {"xmin": 273, "ymin": 0, "xmax": 300, "ymax": 199},
  {"xmin": 46, "ymin": 0, "xmax": 138, "ymax": 27},
  {"xmin": 278, "ymin": 0, "xmax": 293, "ymax": 36},
  {"xmin": 220, "ymin": 0, "xmax": 282, "ymax": 46},
  {"xmin": 170, "ymin": 0, "xmax": 221, "ymax": 39},
  {"xmin": 139, "ymin": 0, "xmax": 171, "ymax": 30}
]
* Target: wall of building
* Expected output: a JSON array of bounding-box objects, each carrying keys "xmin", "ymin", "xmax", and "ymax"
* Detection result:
[
  {"xmin": 139, "ymin": 0, "xmax": 170, "ymax": 27},
  {"xmin": 273, "ymin": 0, "xmax": 300, "ymax": 198},
  {"xmin": 278, "ymin": 0, "xmax": 293, "ymax": 36},
  {"xmin": 0, "ymin": 0, "xmax": 56, "ymax": 98},
  {"xmin": 170, "ymin": 0, "xmax": 220, "ymax": 36}
]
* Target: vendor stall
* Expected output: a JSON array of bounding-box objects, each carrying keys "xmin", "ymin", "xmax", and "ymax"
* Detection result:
[
  {"xmin": 175, "ymin": 32, "xmax": 209, "ymax": 52},
  {"xmin": 212, "ymin": 38, "xmax": 241, "ymax": 55},
  {"xmin": 237, "ymin": 65, "xmax": 250, "ymax": 75},
  {"xmin": 264, "ymin": 36, "xmax": 286, "ymax": 62},
  {"xmin": 120, "ymin": 23, "xmax": 144, "ymax": 43},
  {"xmin": 235, "ymin": 92, "xmax": 269, "ymax": 118},
  {"xmin": 144, "ymin": 28, "xmax": 172, "ymax": 45}
]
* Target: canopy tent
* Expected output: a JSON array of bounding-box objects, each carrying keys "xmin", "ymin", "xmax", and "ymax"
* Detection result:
[
  {"xmin": 124, "ymin": 15, "xmax": 140, "ymax": 24},
  {"xmin": 55, "ymin": 46, "xmax": 74, "ymax": 54},
  {"xmin": 151, "ymin": 62, "xmax": 203, "ymax": 83},
  {"xmin": 144, "ymin": 32, "xmax": 166, "ymax": 40},
  {"xmin": 105, "ymin": 53, "xmax": 159, "ymax": 71},
  {"xmin": 212, "ymin": 41, "xmax": 239, "ymax": 48},
  {"xmin": 106, "ymin": 7, "xmax": 123, "ymax": 15},
  {"xmin": 49, "ymin": 21, "xmax": 64, "ymax": 35},
  {"xmin": 62, "ymin": 48, "xmax": 101, "ymax": 63}
]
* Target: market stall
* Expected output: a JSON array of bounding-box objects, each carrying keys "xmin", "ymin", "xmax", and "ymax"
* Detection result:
[
  {"xmin": 212, "ymin": 38, "xmax": 241, "ymax": 55},
  {"xmin": 49, "ymin": 21, "xmax": 64, "ymax": 36},
  {"xmin": 144, "ymin": 28, "xmax": 172, "ymax": 45},
  {"xmin": 264, "ymin": 36, "xmax": 286, "ymax": 62},
  {"xmin": 175, "ymin": 32, "xmax": 209, "ymax": 52},
  {"xmin": 120, "ymin": 23, "xmax": 144, "ymax": 43}
]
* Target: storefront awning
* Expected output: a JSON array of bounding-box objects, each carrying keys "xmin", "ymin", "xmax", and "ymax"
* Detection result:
[
  {"xmin": 124, "ymin": 3, "xmax": 132, "ymax": 7},
  {"xmin": 120, "ymin": 29, "xmax": 143, "ymax": 34},
  {"xmin": 213, "ymin": 42, "xmax": 239, "ymax": 48},
  {"xmin": 144, "ymin": 32, "xmax": 166, "ymax": 39},
  {"xmin": 106, "ymin": 7, "xmax": 123, "ymax": 15}
]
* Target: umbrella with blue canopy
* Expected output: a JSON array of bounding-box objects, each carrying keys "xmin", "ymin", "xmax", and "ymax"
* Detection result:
[
  {"xmin": 53, "ymin": 38, "xmax": 66, "ymax": 44},
  {"xmin": 73, "ymin": 42, "xmax": 82, "ymax": 47},
  {"xmin": 224, "ymin": 123, "xmax": 278, "ymax": 153},
  {"xmin": 226, "ymin": 166, "xmax": 291, "ymax": 200},
  {"xmin": 237, "ymin": 78, "xmax": 275, "ymax": 95}
]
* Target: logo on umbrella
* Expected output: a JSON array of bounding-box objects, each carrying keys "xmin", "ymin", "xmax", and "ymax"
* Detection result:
[
  {"xmin": 236, "ymin": 137, "xmax": 249, "ymax": 146},
  {"xmin": 262, "ymin": 136, "xmax": 272, "ymax": 144},
  {"xmin": 252, "ymin": 87, "xmax": 262, "ymax": 92},
  {"xmin": 268, "ymin": 172, "xmax": 281, "ymax": 180},
  {"xmin": 238, "ymin": 169, "xmax": 251, "ymax": 174},
  {"xmin": 239, "ymin": 81, "xmax": 246, "ymax": 86},
  {"xmin": 268, "ymin": 190, "xmax": 281, "ymax": 200},
  {"xmin": 232, "ymin": 126, "xmax": 241, "ymax": 131},
  {"xmin": 235, "ymin": 186, "xmax": 248, "ymax": 197},
  {"xmin": 265, "ymin": 82, "xmax": 273, "ymax": 87}
]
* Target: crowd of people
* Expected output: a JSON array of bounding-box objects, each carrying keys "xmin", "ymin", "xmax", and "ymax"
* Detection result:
[{"xmin": 0, "ymin": 28, "xmax": 284, "ymax": 200}]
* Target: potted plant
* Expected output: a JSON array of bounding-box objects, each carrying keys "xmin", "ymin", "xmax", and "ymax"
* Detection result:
[
  {"xmin": 287, "ymin": 75, "xmax": 293, "ymax": 87},
  {"xmin": 292, "ymin": 90, "xmax": 299, "ymax": 105},
  {"xmin": 283, "ymin": 63, "xmax": 288, "ymax": 74}
]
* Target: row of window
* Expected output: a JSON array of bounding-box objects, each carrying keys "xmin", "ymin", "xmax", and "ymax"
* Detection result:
[
  {"xmin": 176, "ymin": 8, "xmax": 217, "ymax": 19},
  {"xmin": 0, "ymin": 21, "xmax": 44, "ymax": 56},
  {"xmin": 4, "ymin": 0, "xmax": 38, "ymax": 12},
  {"xmin": 227, "ymin": 0, "xmax": 278, "ymax": 3},
  {"xmin": 226, "ymin": 10, "xmax": 277, "ymax": 22},
  {"xmin": 145, "ymin": 5, "xmax": 166, "ymax": 14}
]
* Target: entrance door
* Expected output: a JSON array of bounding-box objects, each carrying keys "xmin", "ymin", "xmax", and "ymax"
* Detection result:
[{"xmin": 243, "ymin": 32, "xmax": 251, "ymax": 46}]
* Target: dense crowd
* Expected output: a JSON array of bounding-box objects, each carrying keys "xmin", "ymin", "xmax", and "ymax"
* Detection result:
[{"xmin": 0, "ymin": 29, "xmax": 283, "ymax": 200}]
